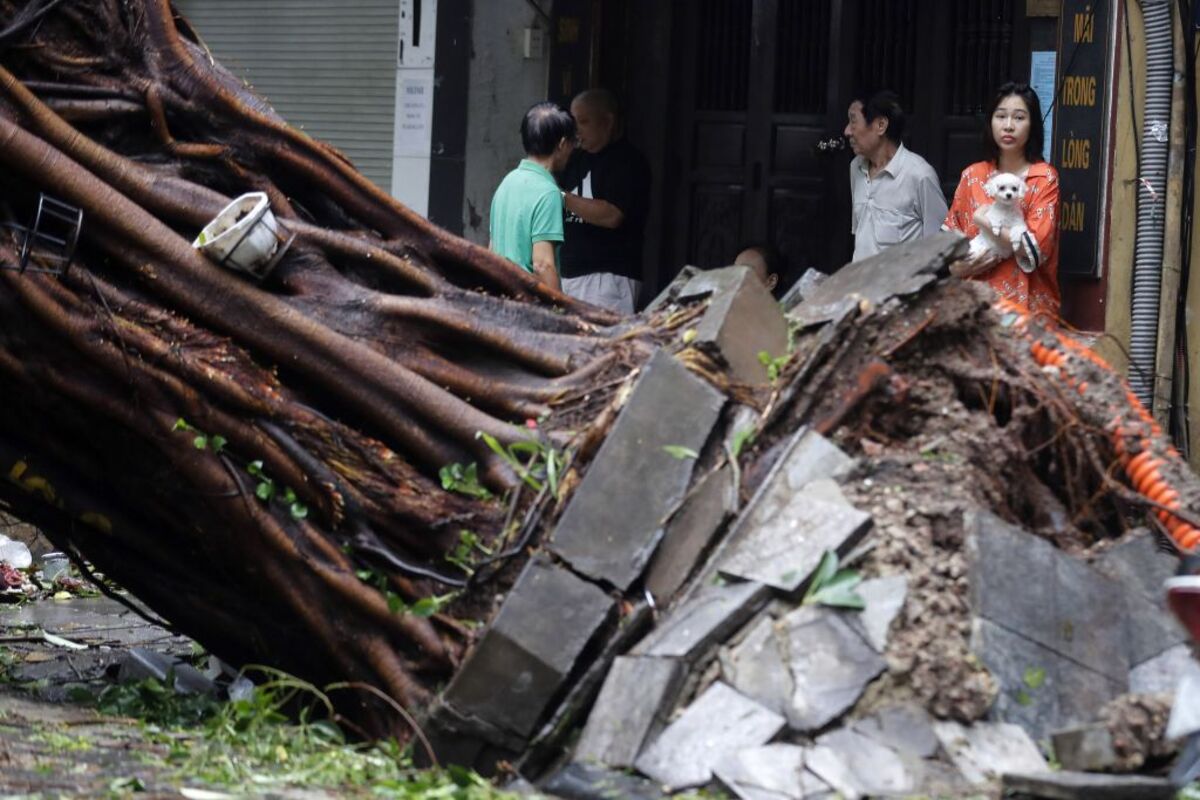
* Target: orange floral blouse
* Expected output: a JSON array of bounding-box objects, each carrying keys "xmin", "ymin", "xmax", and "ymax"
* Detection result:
[{"xmin": 943, "ymin": 161, "xmax": 1061, "ymax": 320}]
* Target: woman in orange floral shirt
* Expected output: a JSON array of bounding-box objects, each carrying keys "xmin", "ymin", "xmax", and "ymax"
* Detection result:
[{"xmin": 943, "ymin": 82, "xmax": 1061, "ymax": 321}]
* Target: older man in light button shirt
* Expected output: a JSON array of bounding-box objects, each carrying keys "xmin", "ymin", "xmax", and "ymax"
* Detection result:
[{"xmin": 844, "ymin": 90, "xmax": 947, "ymax": 262}]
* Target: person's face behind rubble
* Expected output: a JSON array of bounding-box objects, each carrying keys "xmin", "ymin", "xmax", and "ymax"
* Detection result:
[
  {"xmin": 735, "ymin": 248, "xmax": 779, "ymax": 292},
  {"xmin": 571, "ymin": 99, "xmax": 616, "ymax": 154},
  {"xmin": 843, "ymin": 100, "xmax": 887, "ymax": 160}
]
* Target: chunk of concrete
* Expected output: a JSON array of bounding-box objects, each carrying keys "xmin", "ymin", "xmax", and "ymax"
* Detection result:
[
  {"xmin": 1092, "ymin": 528, "xmax": 1177, "ymax": 602},
  {"xmin": 966, "ymin": 510, "xmax": 1129, "ymax": 682},
  {"xmin": 634, "ymin": 579, "xmax": 768, "ymax": 662},
  {"xmin": 551, "ymin": 350, "xmax": 725, "ymax": 590},
  {"xmin": 542, "ymin": 761, "xmax": 671, "ymax": 800},
  {"xmin": 645, "ymin": 466, "xmax": 737, "ymax": 604},
  {"xmin": 807, "ymin": 727, "xmax": 919, "ymax": 799},
  {"xmin": 1002, "ymin": 771, "xmax": 1174, "ymax": 800},
  {"xmin": 574, "ymin": 656, "xmax": 684, "ymax": 769},
  {"xmin": 678, "ymin": 265, "xmax": 790, "ymax": 384},
  {"xmin": 714, "ymin": 744, "xmax": 833, "ymax": 800},
  {"xmin": 1167, "ymin": 667, "xmax": 1200, "ymax": 740},
  {"xmin": 719, "ymin": 613, "xmax": 792, "ymax": 715},
  {"xmin": 720, "ymin": 495, "xmax": 872, "ymax": 592},
  {"xmin": 635, "ymin": 682, "xmax": 786, "ymax": 790},
  {"xmin": 932, "ymin": 720, "xmax": 1048, "ymax": 785},
  {"xmin": 1123, "ymin": 587, "xmax": 1188, "ymax": 667},
  {"xmin": 790, "ymin": 231, "xmax": 967, "ymax": 327},
  {"xmin": 970, "ymin": 617, "xmax": 1125, "ymax": 742},
  {"xmin": 850, "ymin": 703, "xmax": 939, "ymax": 759},
  {"xmin": 1131, "ymin": 643, "xmax": 1200, "ymax": 695},
  {"xmin": 443, "ymin": 557, "xmax": 614, "ymax": 740},
  {"xmin": 1050, "ymin": 724, "xmax": 1118, "ymax": 772},
  {"xmin": 782, "ymin": 605, "xmax": 886, "ymax": 732},
  {"xmin": 796, "ymin": 478, "xmax": 850, "ymax": 507},
  {"xmin": 843, "ymin": 575, "xmax": 907, "ymax": 652}
]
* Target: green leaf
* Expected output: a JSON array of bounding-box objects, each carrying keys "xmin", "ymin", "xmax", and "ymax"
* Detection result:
[
  {"xmin": 172, "ymin": 418, "xmax": 190, "ymax": 432},
  {"xmin": 804, "ymin": 550, "xmax": 840, "ymax": 601},
  {"xmin": 289, "ymin": 502, "xmax": 308, "ymax": 521},
  {"xmin": 731, "ymin": 426, "xmax": 756, "ymax": 458},
  {"xmin": 546, "ymin": 449, "xmax": 559, "ymax": 499},
  {"xmin": 282, "ymin": 487, "xmax": 297, "ymax": 504},
  {"xmin": 255, "ymin": 480, "xmax": 274, "ymax": 502},
  {"xmin": 1024, "ymin": 666, "xmax": 1047, "ymax": 689},
  {"xmin": 757, "ymin": 350, "xmax": 773, "ymax": 366},
  {"xmin": 411, "ymin": 598, "xmax": 438, "ymax": 617},
  {"xmin": 1015, "ymin": 689, "xmax": 1033, "ymax": 706},
  {"xmin": 210, "ymin": 435, "xmax": 227, "ymax": 453},
  {"xmin": 662, "ymin": 445, "xmax": 699, "ymax": 460},
  {"xmin": 192, "ymin": 435, "xmax": 208, "ymax": 450},
  {"xmin": 247, "ymin": 460, "xmax": 264, "ymax": 476},
  {"xmin": 386, "ymin": 593, "xmax": 405, "ymax": 614},
  {"xmin": 808, "ymin": 584, "xmax": 867, "ymax": 610}
]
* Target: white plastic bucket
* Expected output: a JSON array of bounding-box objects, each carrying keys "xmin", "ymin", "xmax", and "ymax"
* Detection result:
[{"xmin": 192, "ymin": 192, "xmax": 280, "ymax": 278}]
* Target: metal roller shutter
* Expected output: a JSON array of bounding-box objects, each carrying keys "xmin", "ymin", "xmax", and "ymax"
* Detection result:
[{"xmin": 174, "ymin": 0, "xmax": 399, "ymax": 191}]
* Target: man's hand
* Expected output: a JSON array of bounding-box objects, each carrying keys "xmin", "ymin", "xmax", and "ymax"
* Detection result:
[
  {"xmin": 531, "ymin": 240, "xmax": 562, "ymax": 292},
  {"xmin": 562, "ymin": 193, "xmax": 625, "ymax": 229}
]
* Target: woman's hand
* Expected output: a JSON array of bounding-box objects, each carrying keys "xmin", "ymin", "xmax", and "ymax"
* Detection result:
[
  {"xmin": 972, "ymin": 207, "xmax": 992, "ymax": 231},
  {"xmin": 949, "ymin": 250, "xmax": 1001, "ymax": 278}
]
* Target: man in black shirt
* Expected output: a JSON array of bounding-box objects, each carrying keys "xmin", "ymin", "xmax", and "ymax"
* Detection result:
[{"xmin": 559, "ymin": 89, "xmax": 651, "ymax": 314}]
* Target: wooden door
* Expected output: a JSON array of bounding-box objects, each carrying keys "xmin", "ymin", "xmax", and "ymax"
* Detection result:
[{"xmin": 662, "ymin": 0, "xmax": 1030, "ymax": 285}]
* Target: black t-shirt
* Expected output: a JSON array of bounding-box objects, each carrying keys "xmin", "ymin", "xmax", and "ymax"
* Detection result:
[{"xmin": 558, "ymin": 138, "xmax": 651, "ymax": 280}]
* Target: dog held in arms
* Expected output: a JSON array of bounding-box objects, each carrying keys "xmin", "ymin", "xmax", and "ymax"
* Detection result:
[{"xmin": 968, "ymin": 172, "xmax": 1027, "ymax": 260}]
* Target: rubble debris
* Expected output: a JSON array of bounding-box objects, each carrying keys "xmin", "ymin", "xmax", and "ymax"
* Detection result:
[
  {"xmin": 932, "ymin": 720, "xmax": 1048, "ymax": 785},
  {"xmin": 634, "ymin": 681, "xmax": 785, "ymax": 790},
  {"xmin": 713, "ymin": 743, "xmax": 833, "ymax": 800},
  {"xmin": 1002, "ymin": 770, "xmax": 1175, "ymax": 800},
  {"xmin": 550, "ymin": 350, "xmax": 726, "ymax": 591},
  {"xmin": 573, "ymin": 655, "xmax": 684, "ymax": 769}
]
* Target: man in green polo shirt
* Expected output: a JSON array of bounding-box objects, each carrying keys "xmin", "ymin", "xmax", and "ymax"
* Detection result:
[{"xmin": 489, "ymin": 102, "xmax": 576, "ymax": 291}]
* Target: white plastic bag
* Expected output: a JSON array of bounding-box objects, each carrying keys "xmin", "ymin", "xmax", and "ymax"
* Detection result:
[{"xmin": 0, "ymin": 533, "xmax": 32, "ymax": 569}]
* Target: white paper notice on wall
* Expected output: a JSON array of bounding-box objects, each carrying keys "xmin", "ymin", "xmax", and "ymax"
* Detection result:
[
  {"xmin": 1030, "ymin": 51, "xmax": 1057, "ymax": 163},
  {"xmin": 394, "ymin": 74, "xmax": 434, "ymax": 157},
  {"xmin": 398, "ymin": 0, "xmax": 437, "ymax": 68}
]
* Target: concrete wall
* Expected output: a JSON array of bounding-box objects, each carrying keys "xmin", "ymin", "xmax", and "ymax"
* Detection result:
[{"xmin": 460, "ymin": 0, "xmax": 551, "ymax": 244}]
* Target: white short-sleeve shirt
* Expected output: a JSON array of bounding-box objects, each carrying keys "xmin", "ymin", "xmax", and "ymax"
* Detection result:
[{"xmin": 849, "ymin": 144, "xmax": 949, "ymax": 262}]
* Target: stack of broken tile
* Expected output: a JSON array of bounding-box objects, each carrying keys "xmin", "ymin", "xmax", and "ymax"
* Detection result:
[{"xmin": 422, "ymin": 236, "xmax": 1193, "ymax": 800}]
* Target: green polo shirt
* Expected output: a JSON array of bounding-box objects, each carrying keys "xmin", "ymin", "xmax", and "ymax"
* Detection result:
[{"xmin": 489, "ymin": 159, "xmax": 564, "ymax": 273}]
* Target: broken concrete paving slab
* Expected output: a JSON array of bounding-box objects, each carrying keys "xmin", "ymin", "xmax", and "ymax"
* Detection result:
[
  {"xmin": 1131, "ymin": 642, "xmax": 1200, "ymax": 695},
  {"xmin": 1050, "ymin": 724, "xmax": 1118, "ymax": 773},
  {"xmin": 1092, "ymin": 528, "xmax": 1177, "ymax": 603},
  {"xmin": 443, "ymin": 557, "xmax": 614, "ymax": 740},
  {"xmin": 807, "ymin": 727, "xmax": 920, "ymax": 799},
  {"xmin": 781, "ymin": 604, "xmax": 886, "ymax": 732},
  {"xmin": 634, "ymin": 579, "xmax": 768, "ymax": 662},
  {"xmin": 790, "ymin": 231, "xmax": 966, "ymax": 327},
  {"xmin": 540, "ymin": 761, "xmax": 671, "ymax": 800},
  {"xmin": 796, "ymin": 478, "xmax": 851, "ymax": 507},
  {"xmin": 718, "ymin": 612, "xmax": 792, "ymax": 715},
  {"xmin": 971, "ymin": 617, "xmax": 1062, "ymax": 739},
  {"xmin": 645, "ymin": 465, "xmax": 737, "ymax": 604},
  {"xmin": 932, "ymin": 720, "xmax": 1048, "ymax": 785},
  {"xmin": 573, "ymin": 656, "xmax": 685, "ymax": 769},
  {"xmin": 713, "ymin": 743, "xmax": 833, "ymax": 800},
  {"xmin": 849, "ymin": 703, "xmax": 940, "ymax": 760},
  {"xmin": 634, "ymin": 681, "xmax": 786, "ymax": 791},
  {"xmin": 719, "ymin": 495, "xmax": 872, "ymax": 592},
  {"xmin": 842, "ymin": 575, "xmax": 907, "ymax": 652},
  {"xmin": 681, "ymin": 265, "xmax": 791, "ymax": 384},
  {"xmin": 550, "ymin": 350, "xmax": 725, "ymax": 591},
  {"xmin": 1002, "ymin": 770, "xmax": 1175, "ymax": 800},
  {"xmin": 966, "ymin": 510, "xmax": 1130, "ymax": 683},
  {"xmin": 1122, "ymin": 586, "xmax": 1188, "ymax": 668}
]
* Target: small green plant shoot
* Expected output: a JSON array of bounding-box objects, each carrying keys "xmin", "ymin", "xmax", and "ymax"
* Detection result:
[{"xmin": 802, "ymin": 550, "xmax": 865, "ymax": 609}]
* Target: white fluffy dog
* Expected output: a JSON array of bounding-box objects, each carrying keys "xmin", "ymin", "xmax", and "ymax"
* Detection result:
[{"xmin": 968, "ymin": 172, "xmax": 1027, "ymax": 260}]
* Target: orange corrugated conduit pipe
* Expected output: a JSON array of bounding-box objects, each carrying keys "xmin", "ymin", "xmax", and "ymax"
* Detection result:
[{"xmin": 994, "ymin": 297, "xmax": 1200, "ymax": 552}]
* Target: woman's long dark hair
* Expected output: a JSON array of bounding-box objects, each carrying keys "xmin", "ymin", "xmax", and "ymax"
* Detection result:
[{"xmin": 982, "ymin": 82, "xmax": 1045, "ymax": 164}]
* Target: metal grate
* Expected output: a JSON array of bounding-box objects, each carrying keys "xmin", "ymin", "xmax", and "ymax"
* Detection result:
[
  {"xmin": 774, "ymin": 0, "xmax": 831, "ymax": 114},
  {"xmin": 694, "ymin": 0, "xmax": 752, "ymax": 112},
  {"xmin": 854, "ymin": 0, "xmax": 919, "ymax": 103},
  {"xmin": 948, "ymin": 0, "xmax": 1016, "ymax": 115}
]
